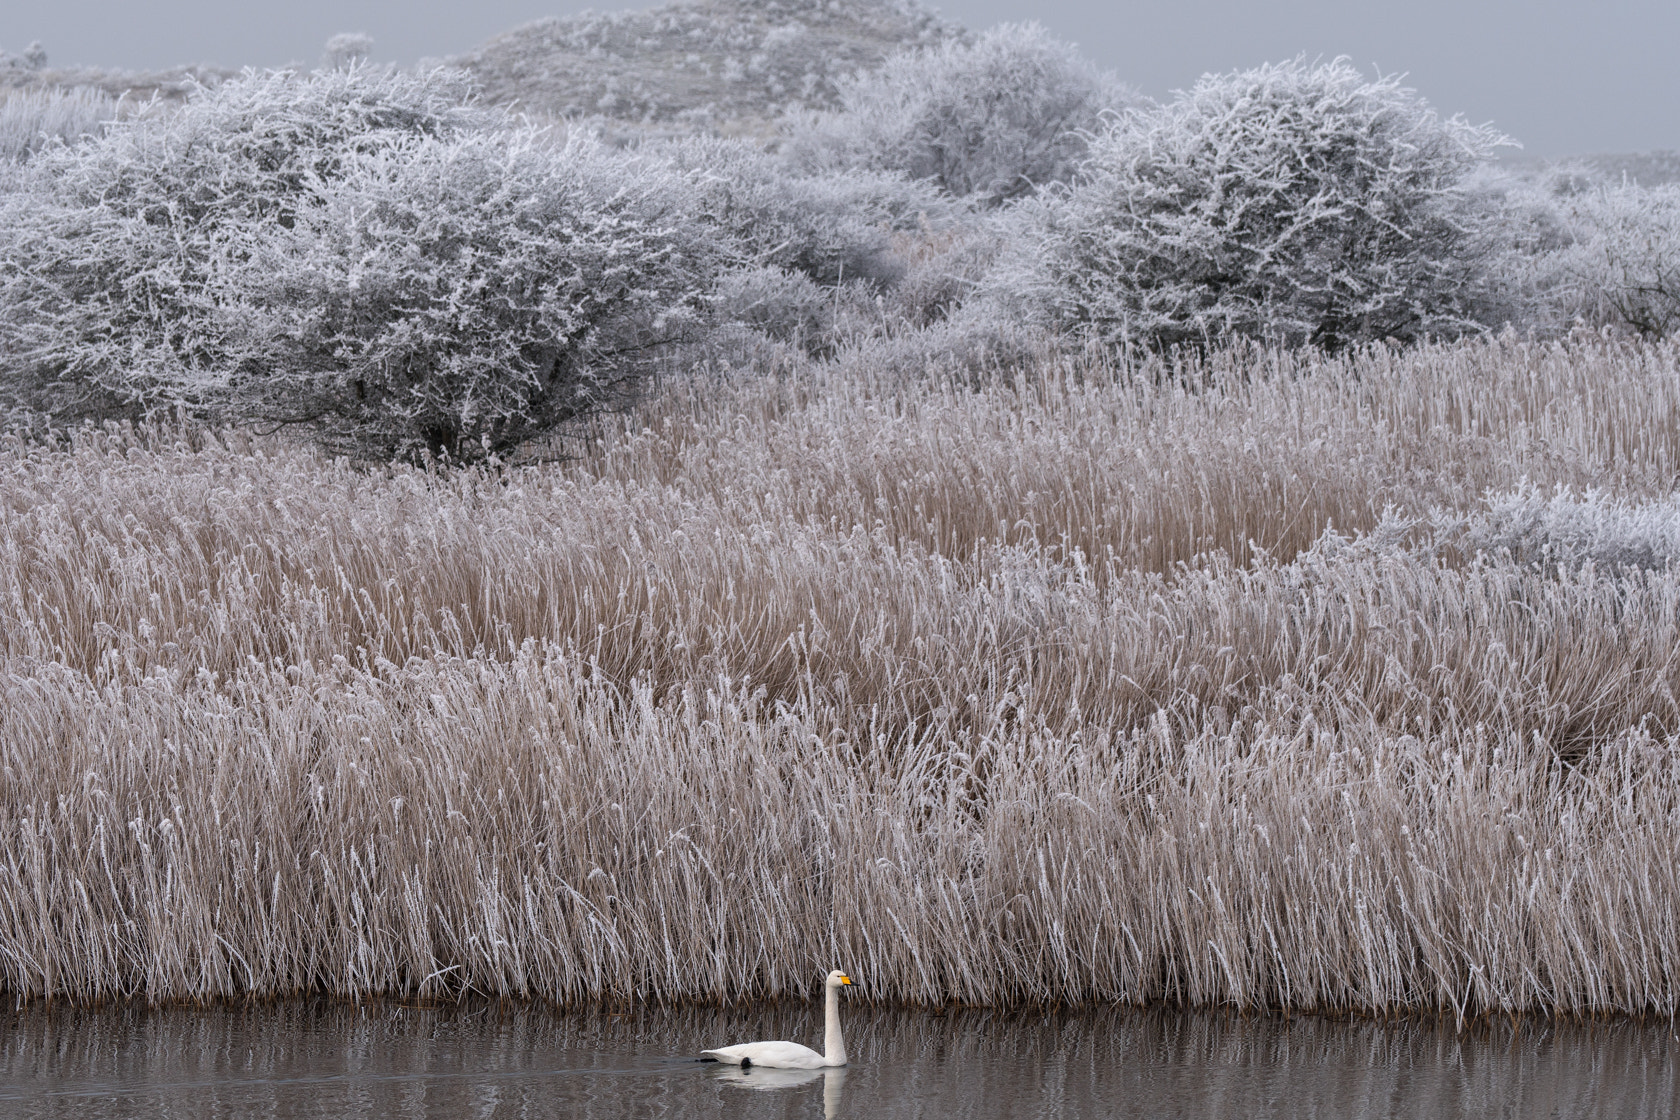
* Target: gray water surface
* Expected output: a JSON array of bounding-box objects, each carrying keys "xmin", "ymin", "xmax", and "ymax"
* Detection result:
[{"xmin": 2, "ymin": 999, "xmax": 1676, "ymax": 1118}]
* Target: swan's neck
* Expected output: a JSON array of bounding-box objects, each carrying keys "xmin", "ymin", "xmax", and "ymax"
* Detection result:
[{"xmin": 823, "ymin": 983, "xmax": 847, "ymax": 1066}]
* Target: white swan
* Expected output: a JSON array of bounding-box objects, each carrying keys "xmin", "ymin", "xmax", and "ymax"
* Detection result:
[{"xmin": 701, "ymin": 970, "xmax": 854, "ymax": 1069}]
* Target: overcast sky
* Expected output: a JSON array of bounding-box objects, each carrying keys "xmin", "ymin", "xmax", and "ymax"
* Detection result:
[{"xmin": 5, "ymin": 0, "xmax": 1676, "ymax": 156}]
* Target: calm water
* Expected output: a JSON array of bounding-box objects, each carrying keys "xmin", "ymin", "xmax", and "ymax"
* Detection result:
[{"xmin": 2, "ymin": 998, "xmax": 1676, "ymax": 1119}]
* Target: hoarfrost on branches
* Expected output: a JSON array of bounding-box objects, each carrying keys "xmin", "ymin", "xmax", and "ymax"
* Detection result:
[
  {"xmin": 1445, "ymin": 484, "xmax": 1680, "ymax": 572},
  {"xmin": 0, "ymin": 42, "xmax": 48, "ymax": 72},
  {"xmin": 1542, "ymin": 184, "xmax": 1680, "ymax": 338},
  {"xmin": 787, "ymin": 22, "xmax": 1129, "ymax": 207},
  {"xmin": 1013, "ymin": 57, "xmax": 1511, "ymax": 352},
  {"xmin": 5, "ymin": 7, "xmax": 1680, "ymax": 464},
  {"xmin": 0, "ymin": 67, "xmax": 724, "ymax": 463},
  {"xmin": 660, "ymin": 134, "xmax": 950, "ymax": 287},
  {"xmin": 1476, "ymin": 167, "xmax": 1680, "ymax": 339}
]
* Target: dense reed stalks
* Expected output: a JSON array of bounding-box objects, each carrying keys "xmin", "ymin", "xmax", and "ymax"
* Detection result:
[{"xmin": 5, "ymin": 333, "xmax": 1680, "ymax": 1016}]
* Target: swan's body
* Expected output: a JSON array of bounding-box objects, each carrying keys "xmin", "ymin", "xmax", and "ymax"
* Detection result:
[
  {"xmin": 701, "ymin": 970, "xmax": 854, "ymax": 1069},
  {"xmin": 704, "ymin": 1040, "xmax": 833, "ymax": 1070}
]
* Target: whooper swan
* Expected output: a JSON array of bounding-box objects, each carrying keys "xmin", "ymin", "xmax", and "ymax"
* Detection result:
[{"xmin": 700, "ymin": 970, "xmax": 855, "ymax": 1069}]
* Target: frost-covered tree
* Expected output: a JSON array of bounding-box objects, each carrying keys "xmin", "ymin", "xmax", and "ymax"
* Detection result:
[
  {"xmin": 229, "ymin": 130, "xmax": 722, "ymax": 461},
  {"xmin": 787, "ymin": 22, "xmax": 1128, "ymax": 207},
  {"xmin": 0, "ymin": 67, "xmax": 722, "ymax": 462},
  {"xmin": 1020, "ymin": 58, "xmax": 1510, "ymax": 352}
]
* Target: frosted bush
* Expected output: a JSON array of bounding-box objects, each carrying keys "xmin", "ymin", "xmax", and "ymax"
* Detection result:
[
  {"xmin": 787, "ymin": 22, "xmax": 1127, "ymax": 207},
  {"xmin": 1019, "ymin": 58, "xmax": 1509, "ymax": 352},
  {"xmin": 1315, "ymin": 484, "xmax": 1680, "ymax": 572},
  {"xmin": 323, "ymin": 33, "xmax": 374, "ymax": 70},
  {"xmin": 0, "ymin": 41, "xmax": 48, "ymax": 71},
  {"xmin": 715, "ymin": 265, "xmax": 835, "ymax": 352},
  {"xmin": 0, "ymin": 67, "xmax": 722, "ymax": 462},
  {"xmin": 1443, "ymin": 484, "xmax": 1680, "ymax": 571},
  {"xmin": 1459, "ymin": 164, "xmax": 1596, "ymax": 336},
  {"xmin": 1541, "ymin": 184, "xmax": 1680, "ymax": 338},
  {"xmin": 825, "ymin": 311, "xmax": 1059, "ymax": 387},
  {"xmin": 0, "ymin": 66, "xmax": 488, "ymax": 423},
  {"xmin": 660, "ymin": 135, "xmax": 975, "ymax": 353},
  {"xmin": 882, "ymin": 222, "xmax": 1009, "ymax": 330},
  {"xmin": 230, "ymin": 131, "xmax": 720, "ymax": 462},
  {"xmin": 661, "ymin": 135, "xmax": 951, "ymax": 288},
  {"xmin": 1482, "ymin": 172, "xmax": 1680, "ymax": 338}
]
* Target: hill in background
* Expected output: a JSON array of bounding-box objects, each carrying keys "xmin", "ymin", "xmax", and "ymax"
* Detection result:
[
  {"xmin": 5, "ymin": 4, "xmax": 1674, "ymax": 171},
  {"xmin": 446, "ymin": 0, "xmax": 964, "ymax": 136}
]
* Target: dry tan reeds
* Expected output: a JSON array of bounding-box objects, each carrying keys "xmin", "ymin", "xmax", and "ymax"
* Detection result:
[{"xmin": 4, "ymin": 333, "xmax": 1680, "ymax": 1015}]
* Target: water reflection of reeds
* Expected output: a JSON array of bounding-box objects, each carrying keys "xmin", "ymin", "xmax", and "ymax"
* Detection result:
[{"xmin": 4, "ymin": 1000, "xmax": 1677, "ymax": 1118}]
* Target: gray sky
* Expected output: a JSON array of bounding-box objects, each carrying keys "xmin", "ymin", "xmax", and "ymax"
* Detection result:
[{"xmin": 4, "ymin": 0, "xmax": 1676, "ymax": 156}]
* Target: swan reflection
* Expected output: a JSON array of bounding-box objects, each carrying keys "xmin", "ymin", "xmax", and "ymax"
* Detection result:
[{"xmin": 709, "ymin": 1064, "xmax": 848, "ymax": 1117}]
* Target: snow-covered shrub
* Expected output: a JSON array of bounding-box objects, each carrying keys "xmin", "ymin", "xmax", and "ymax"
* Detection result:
[
  {"xmin": 0, "ymin": 41, "xmax": 48, "ymax": 72},
  {"xmin": 787, "ymin": 22, "xmax": 1127, "ymax": 207},
  {"xmin": 228, "ymin": 131, "xmax": 720, "ymax": 461},
  {"xmin": 1478, "ymin": 171, "xmax": 1680, "ymax": 338},
  {"xmin": 1309, "ymin": 483, "xmax": 1680, "ymax": 572},
  {"xmin": 713, "ymin": 262, "xmax": 943, "ymax": 358},
  {"xmin": 0, "ymin": 67, "xmax": 721, "ymax": 462},
  {"xmin": 661, "ymin": 135, "xmax": 951, "ymax": 288},
  {"xmin": 1540, "ymin": 184, "xmax": 1680, "ymax": 338},
  {"xmin": 826, "ymin": 311, "xmax": 1062, "ymax": 387},
  {"xmin": 715, "ymin": 265, "xmax": 835, "ymax": 351},
  {"xmin": 0, "ymin": 66, "xmax": 485, "ymax": 425},
  {"xmin": 1440, "ymin": 484, "xmax": 1680, "ymax": 571},
  {"xmin": 1019, "ymin": 58, "xmax": 1509, "ymax": 352},
  {"xmin": 659, "ymin": 135, "xmax": 974, "ymax": 354},
  {"xmin": 1457, "ymin": 164, "xmax": 1592, "ymax": 336},
  {"xmin": 0, "ymin": 86, "xmax": 119, "ymax": 161},
  {"xmin": 882, "ymin": 222, "xmax": 1008, "ymax": 330},
  {"xmin": 323, "ymin": 33, "xmax": 374, "ymax": 70}
]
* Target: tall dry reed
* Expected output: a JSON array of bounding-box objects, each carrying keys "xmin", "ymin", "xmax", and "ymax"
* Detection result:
[{"xmin": 4, "ymin": 333, "xmax": 1680, "ymax": 1016}]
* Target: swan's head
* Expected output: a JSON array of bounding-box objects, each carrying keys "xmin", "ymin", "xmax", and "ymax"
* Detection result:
[{"xmin": 825, "ymin": 970, "xmax": 854, "ymax": 989}]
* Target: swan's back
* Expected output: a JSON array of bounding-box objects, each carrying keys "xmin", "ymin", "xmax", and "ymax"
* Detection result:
[{"xmin": 700, "ymin": 1041, "xmax": 828, "ymax": 1069}]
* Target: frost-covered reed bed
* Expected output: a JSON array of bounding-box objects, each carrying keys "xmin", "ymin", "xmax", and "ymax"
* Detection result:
[
  {"xmin": 0, "ymin": 86, "xmax": 118, "ymax": 162},
  {"xmin": 5, "ymin": 334, "xmax": 1680, "ymax": 1016}
]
